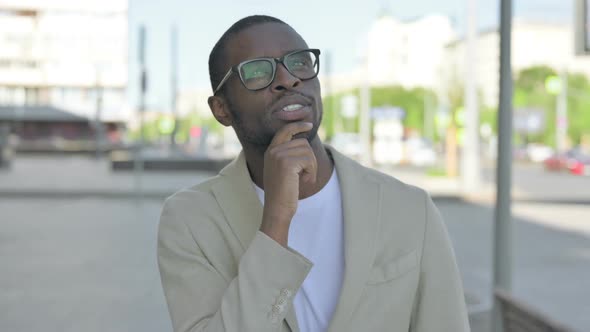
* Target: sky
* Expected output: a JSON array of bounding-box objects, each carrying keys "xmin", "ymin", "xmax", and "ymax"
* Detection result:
[{"xmin": 127, "ymin": 0, "xmax": 573, "ymax": 110}]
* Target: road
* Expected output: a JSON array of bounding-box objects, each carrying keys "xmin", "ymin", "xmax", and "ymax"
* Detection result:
[{"xmin": 484, "ymin": 162, "xmax": 590, "ymax": 203}]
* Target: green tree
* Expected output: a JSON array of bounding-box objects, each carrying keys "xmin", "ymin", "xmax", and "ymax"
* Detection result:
[
  {"xmin": 514, "ymin": 66, "xmax": 590, "ymax": 147},
  {"xmin": 514, "ymin": 66, "xmax": 557, "ymax": 146},
  {"xmin": 322, "ymin": 85, "xmax": 438, "ymax": 140},
  {"xmin": 369, "ymin": 85, "xmax": 437, "ymax": 135},
  {"xmin": 566, "ymin": 73, "xmax": 590, "ymax": 145},
  {"xmin": 321, "ymin": 93, "xmax": 340, "ymax": 140}
]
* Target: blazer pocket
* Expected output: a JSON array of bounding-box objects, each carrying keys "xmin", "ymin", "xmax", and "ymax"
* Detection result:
[{"xmin": 367, "ymin": 249, "xmax": 418, "ymax": 285}]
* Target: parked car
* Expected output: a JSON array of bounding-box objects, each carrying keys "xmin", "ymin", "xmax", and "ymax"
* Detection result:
[
  {"xmin": 404, "ymin": 137, "xmax": 436, "ymax": 166},
  {"xmin": 568, "ymin": 154, "xmax": 590, "ymax": 176},
  {"xmin": 526, "ymin": 144, "xmax": 553, "ymax": 163},
  {"xmin": 544, "ymin": 149, "xmax": 581, "ymax": 172}
]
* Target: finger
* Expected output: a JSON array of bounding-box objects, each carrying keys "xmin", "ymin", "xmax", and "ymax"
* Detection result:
[
  {"xmin": 276, "ymin": 138, "xmax": 313, "ymax": 150},
  {"xmin": 301, "ymin": 155, "xmax": 318, "ymax": 183},
  {"xmin": 266, "ymin": 139, "xmax": 312, "ymax": 162},
  {"xmin": 274, "ymin": 145, "xmax": 316, "ymax": 160},
  {"xmin": 288, "ymin": 144, "xmax": 317, "ymax": 183},
  {"xmin": 269, "ymin": 122, "xmax": 313, "ymax": 148},
  {"xmin": 288, "ymin": 153, "xmax": 317, "ymax": 184}
]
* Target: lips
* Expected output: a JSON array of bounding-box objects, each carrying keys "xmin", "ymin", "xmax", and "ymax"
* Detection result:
[
  {"xmin": 274, "ymin": 105, "xmax": 311, "ymax": 121},
  {"xmin": 271, "ymin": 95, "xmax": 313, "ymax": 121}
]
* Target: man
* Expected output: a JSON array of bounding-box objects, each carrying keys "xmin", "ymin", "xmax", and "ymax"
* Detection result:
[{"xmin": 158, "ymin": 15, "xmax": 470, "ymax": 332}]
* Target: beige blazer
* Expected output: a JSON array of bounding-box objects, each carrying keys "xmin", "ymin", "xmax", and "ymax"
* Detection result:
[{"xmin": 158, "ymin": 146, "xmax": 470, "ymax": 332}]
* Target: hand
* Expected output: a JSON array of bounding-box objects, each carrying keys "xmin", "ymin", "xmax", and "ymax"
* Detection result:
[{"xmin": 259, "ymin": 122, "xmax": 317, "ymax": 246}]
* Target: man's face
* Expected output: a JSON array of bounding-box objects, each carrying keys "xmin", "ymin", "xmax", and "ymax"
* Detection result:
[{"xmin": 219, "ymin": 23, "xmax": 323, "ymax": 148}]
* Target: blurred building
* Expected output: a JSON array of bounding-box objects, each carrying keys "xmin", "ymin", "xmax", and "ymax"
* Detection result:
[
  {"xmin": 0, "ymin": 0, "xmax": 128, "ymax": 146},
  {"xmin": 325, "ymin": 12, "xmax": 456, "ymax": 95},
  {"xmin": 444, "ymin": 19, "xmax": 590, "ymax": 108},
  {"xmin": 0, "ymin": 105, "xmax": 124, "ymax": 151},
  {"xmin": 367, "ymin": 12, "xmax": 456, "ymax": 89}
]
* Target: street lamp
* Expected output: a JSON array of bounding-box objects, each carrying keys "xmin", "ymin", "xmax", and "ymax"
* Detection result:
[
  {"xmin": 493, "ymin": 1, "xmax": 513, "ymax": 331},
  {"xmin": 575, "ymin": 0, "xmax": 590, "ymax": 55}
]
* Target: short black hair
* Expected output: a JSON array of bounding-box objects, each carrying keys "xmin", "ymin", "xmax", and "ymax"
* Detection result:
[{"xmin": 208, "ymin": 15, "xmax": 288, "ymax": 94}]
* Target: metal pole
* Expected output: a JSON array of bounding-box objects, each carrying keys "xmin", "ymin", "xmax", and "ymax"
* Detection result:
[
  {"xmin": 140, "ymin": 32, "xmax": 147, "ymax": 151},
  {"xmin": 556, "ymin": 71, "xmax": 568, "ymax": 153},
  {"xmin": 360, "ymin": 56, "xmax": 372, "ymax": 166},
  {"xmin": 462, "ymin": 0, "xmax": 482, "ymax": 192},
  {"xmin": 170, "ymin": 25, "xmax": 178, "ymax": 148},
  {"xmin": 574, "ymin": 0, "xmax": 586, "ymax": 55},
  {"xmin": 134, "ymin": 25, "xmax": 147, "ymax": 197},
  {"xmin": 94, "ymin": 79, "xmax": 103, "ymax": 159},
  {"xmin": 493, "ymin": 0, "xmax": 513, "ymax": 331}
]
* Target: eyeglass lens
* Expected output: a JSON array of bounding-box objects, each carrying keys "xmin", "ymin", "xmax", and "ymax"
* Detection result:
[{"xmin": 239, "ymin": 50, "xmax": 318, "ymax": 90}]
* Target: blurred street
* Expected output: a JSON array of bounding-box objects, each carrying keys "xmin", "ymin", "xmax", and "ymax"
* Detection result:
[
  {"xmin": 3, "ymin": 154, "xmax": 590, "ymax": 202},
  {"xmin": 482, "ymin": 163, "xmax": 590, "ymax": 204},
  {"xmin": 1, "ymin": 156, "xmax": 589, "ymax": 332}
]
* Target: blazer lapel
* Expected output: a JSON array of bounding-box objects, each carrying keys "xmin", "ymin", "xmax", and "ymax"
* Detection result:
[
  {"xmin": 212, "ymin": 152, "xmax": 263, "ymax": 250},
  {"xmin": 211, "ymin": 151, "xmax": 300, "ymax": 332},
  {"xmin": 326, "ymin": 146, "xmax": 382, "ymax": 332}
]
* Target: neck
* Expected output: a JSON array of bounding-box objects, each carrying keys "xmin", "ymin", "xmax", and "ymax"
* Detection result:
[{"xmin": 244, "ymin": 137, "xmax": 334, "ymax": 200}]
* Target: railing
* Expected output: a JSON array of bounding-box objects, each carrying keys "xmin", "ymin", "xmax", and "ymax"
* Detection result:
[{"xmin": 495, "ymin": 289, "xmax": 577, "ymax": 332}]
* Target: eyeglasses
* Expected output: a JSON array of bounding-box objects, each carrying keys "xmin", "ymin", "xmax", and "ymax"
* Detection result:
[{"xmin": 213, "ymin": 48, "xmax": 321, "ymax": 94}]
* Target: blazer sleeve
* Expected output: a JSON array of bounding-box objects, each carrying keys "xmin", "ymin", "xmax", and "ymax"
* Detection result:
[
  {"xmin": 410, "ymin": 194, "xmax": 471, "ymax": 332},
  {"xmin": 157, "ymin": 199, "xmax": 313, "ymax": 332}
]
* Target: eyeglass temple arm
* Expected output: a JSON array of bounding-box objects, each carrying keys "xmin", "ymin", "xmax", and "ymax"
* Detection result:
[{"xmin": 213, "ymin": 68, "xmax": 234, "ymax": 94}]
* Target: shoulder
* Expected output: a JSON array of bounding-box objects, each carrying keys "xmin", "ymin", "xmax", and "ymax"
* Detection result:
[
  {"xmin": 159, "ymin": 175, "xmax": 226, "ymax": 228},
  {"xmin": 366, "ymin": 166, "xmax": 427, "ymax": 200},
  {"xmin": 341, "ymin": 155, "xmax": 429, "ymax": 207}
]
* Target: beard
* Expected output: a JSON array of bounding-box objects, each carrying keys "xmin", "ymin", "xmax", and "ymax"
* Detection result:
[{"xmin": 226, "ymin": 96, "xmax": 321, "ymax": 150}]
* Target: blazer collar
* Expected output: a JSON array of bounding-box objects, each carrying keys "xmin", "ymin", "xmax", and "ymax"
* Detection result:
[
  {"xmin": 213, "ymin": 151, "xmax": 263, "ymax": 250},
  {"xmin": 211, "ymin": 146, "xmax": 381, "ymax": 332}
]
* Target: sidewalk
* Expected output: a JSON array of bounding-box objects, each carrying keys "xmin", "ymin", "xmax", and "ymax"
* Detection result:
[
  {"xmin": 0, "ymin": 155, "xmax": 496, "ymax": 200},
  {"xmin": 3, "ymin": 155, "xmax": 588, "ymax": 331},
  {"xmin": 378, "ymin": 165, "xmax": 523, "ymax": 202},
  {"xmin": 0, "ymin": 155, "xmax": 216, "ymax": 198}
]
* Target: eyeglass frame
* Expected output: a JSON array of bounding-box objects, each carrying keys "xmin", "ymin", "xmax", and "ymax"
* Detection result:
[{"xmin": 213, "ymin": 48, "xmax": 321, "ymax": 95}]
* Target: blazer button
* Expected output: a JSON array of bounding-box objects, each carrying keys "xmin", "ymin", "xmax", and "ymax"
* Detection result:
[
  {"xmin": 280, "ymin": 288, "xmax": 292, "ymax": 298},
  {"xmin": 272, "ymin": 304, "xmax": 282, "ymax": 314}
]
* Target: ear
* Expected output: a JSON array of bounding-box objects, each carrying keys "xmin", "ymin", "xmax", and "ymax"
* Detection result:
[{"xmin": 208, "ymin": 95, "xmax": 233, "ymax": 127}]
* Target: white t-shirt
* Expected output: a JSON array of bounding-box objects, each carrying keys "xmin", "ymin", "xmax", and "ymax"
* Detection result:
[{"xmin": 253, "ymin": 169, "xmax": 344, "ymax": 332}]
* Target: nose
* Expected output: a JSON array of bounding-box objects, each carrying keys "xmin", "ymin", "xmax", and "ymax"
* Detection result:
[{"xmin": 271, "ymin": 62, "xmax": 301, "ymax": 92}]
